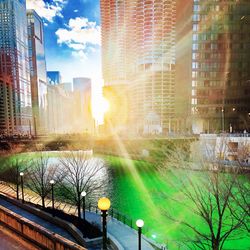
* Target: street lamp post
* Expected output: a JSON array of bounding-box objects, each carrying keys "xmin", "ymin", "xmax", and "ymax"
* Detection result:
[
  {"xmin": 81, "ymin": 191, "xmax": 86, "ymax": 220},
  {"xmin": 136, "ymin": 219, "xmax": 144, "ymax": 250},
  {"xmin": 50, "ymin": 180, "xmax": 55, "ymax": 216},
  {"xmin": 98, "ymin": 197, "xmax": 111, "ymax": 250},
  {"xmin": 221, "ymin": 108, "xmax": 225, "ymax": 132},
  {"xmin": 20, "ymin": 172, "xmax": 24, "ymax": 203}
]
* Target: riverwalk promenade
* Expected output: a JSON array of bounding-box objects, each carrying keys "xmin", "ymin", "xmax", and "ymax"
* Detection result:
[{"xmin": 0, "ymin": 182, "xmax": 157, "ymax": 250}]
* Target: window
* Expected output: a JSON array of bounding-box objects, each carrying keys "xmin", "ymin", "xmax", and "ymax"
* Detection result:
[
  {"xmin": 193, "ymin": 34, "xmax": 198, "ymax": 41},
  {"xmin": 193, "ymin": 14, "xmax": 200, "ymax": 21},
  {"xmin": 191, "ymin": 98, "xmax": 197, "ymax": 105},
  {"xmin": 193, "ymin": 24, "xmax": 198, "ymax": 31},
  {"xmin": 192, "ymin": 43, "xmax": 198, "ymax": 50},
  {"xmin": 192, "ymin": 80, "xmax": 197, "ymax": 87},
  {"xmin": 193, "ymin": 5, "xmax": 200, "ymax": 11},
  {"xmin": 192, "ymin": 62, "xmax": 199, "ymax": 69},
  {"xmin": 192, "ymin": 71, "xmax": 198, "ymax": 78}
]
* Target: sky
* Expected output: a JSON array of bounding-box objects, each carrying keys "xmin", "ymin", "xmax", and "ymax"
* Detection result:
[
  {"xmin": 26, "ymin": 0, "xmax": 105, "ymax": 121},
  {"xmin": 26, "ymin": 0, "xmax": 102, "ymax": 83}
]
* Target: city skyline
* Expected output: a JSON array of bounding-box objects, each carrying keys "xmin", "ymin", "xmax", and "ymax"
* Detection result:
[{"xmin": 0, "ymin": 0, "xmax": 249, "ymax": 135}]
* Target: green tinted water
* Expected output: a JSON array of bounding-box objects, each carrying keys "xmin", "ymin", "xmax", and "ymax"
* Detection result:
[{"xmin": 106, "ymin": 156, "xmax": 250, "ymax": 249}]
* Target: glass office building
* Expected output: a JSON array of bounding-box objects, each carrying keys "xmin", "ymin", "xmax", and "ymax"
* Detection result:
[
  {"xmin": 27, "ymin": 9, "xmax": 48, "ymax": 135},
  {"xmin": 0, "ymin": 0, "xmax": 32, "ymax": 134}
]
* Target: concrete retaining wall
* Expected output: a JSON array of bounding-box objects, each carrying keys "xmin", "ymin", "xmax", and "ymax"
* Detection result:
[
  {"xmin": 0, "ymin": 205, "xmax": 86, "ymax": 250},
  {"xmin": 0, "ymin": 194, "xmax": 102, "ymax": 249}
]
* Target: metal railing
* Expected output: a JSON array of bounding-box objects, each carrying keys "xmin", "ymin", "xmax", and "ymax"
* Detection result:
[
  {"xmin": 86, "ymin": 203, "xmax": 150, "ymax": 232},
  {"xmin": 0, "ymin": 181, "xmax": 164, "ymax": 249}
]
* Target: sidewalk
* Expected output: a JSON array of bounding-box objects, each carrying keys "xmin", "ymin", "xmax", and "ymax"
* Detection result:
[
  {"xmin": 0, "ymin": 197, "xmax": 76, "ymax": 243},
  {"xmin": 0, "ymin": 182, "xmax": 156, "ymax": 250},
  {"xmin": 85, "ymin": 212, "xmax": 155, "ymax": 250}
]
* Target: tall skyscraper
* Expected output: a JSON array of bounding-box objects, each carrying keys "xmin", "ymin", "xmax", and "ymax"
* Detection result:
[
  {"xmin": 189, "ymin": 0, "xmax": 250, "ymax": 133},
  {"xmin": 0, "ymin": 0, "xmax": 32, "ymax": 134},
  {"xmin": 100, "ymin": 0, "xmax": 176, "ymax": 135},
  {"xmin": 27, "ymin": 9, "xmax": 48, "ymax": 135}
]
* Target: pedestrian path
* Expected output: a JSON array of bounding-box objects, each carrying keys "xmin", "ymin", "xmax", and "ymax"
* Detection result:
[
  {"xmin": 0, "ymin": 197, "xmax": 76, "ymax": 243},
  {"xmin": 85, "ymin": 212, "xmax": 155, "ymax": 250},
  {"xmin": 0, "ymin": 182, "xmax": 157, "ymax": 250}
]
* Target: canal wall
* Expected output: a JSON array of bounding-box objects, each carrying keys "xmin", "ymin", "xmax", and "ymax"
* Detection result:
[
  {"xmin": 1, "ymin": 137, "xmax": 196, "ymax": 164},
  {"xmin": 92, "ymin": 138, "xmax": 195, "ymax": 163}
]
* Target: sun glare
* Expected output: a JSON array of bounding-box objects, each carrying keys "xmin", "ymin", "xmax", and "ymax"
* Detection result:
[{"xmin": 92, "ymin": 97, "xmax": 109, "ymax": 124}]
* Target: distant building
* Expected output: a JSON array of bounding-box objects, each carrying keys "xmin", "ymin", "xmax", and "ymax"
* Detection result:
[
  {"xmin": 61, "ymin": 82, "xmax": 73, "ymax": 92},
  {"xmin": 27, "ymin": 9, "xmax": 48, "ymax": 135},
  {"xmin": 47, "ymin": 84, "xmax": 75, "ymax": 134},
  {"xmin": 73, "ymin": 77, "xmax": 94, "ymax": 133},
  {"xmin": 0, "ymin": 0, "xmax": 32, "ymax": 134},
  {"xmin": 47, "ymin": 71, "xmax": 62, "ymax": 85}
]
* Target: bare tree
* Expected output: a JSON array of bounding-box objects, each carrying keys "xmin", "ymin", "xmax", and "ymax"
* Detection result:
[
  {"xmin": 26, "ymin": 154, "xmax": 63, "ymax": 208},
  {"xmin": 0, "ymin": 158, "xmax": 26, "ymax": 200},
  {"xmin": 58, "ymin": 150, "xmax": 108, "ymax": 218},
  {"xmin": 160, "ymin": 138, "xmax": 249, "ymax": 250}
]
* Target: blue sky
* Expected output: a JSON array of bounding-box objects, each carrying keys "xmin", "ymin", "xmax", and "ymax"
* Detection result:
[{"xmin": 26, "ymin": 0, "xmax": 102, "ymax": 83}]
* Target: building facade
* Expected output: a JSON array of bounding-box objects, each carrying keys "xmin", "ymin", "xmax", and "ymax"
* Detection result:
[
  {"xmin": 0, "ymin": 0, "xmax": 32, "ymax": 135},
  {"xmin": 100, "ymin": 0, "xmax": 176, "ymax": 135},
  {"xmin": 73, "ymin": 77, "xmax": 94, "ymax": 134},
  {"xmin": 190, "ymin": 0, "xmax": 250, "ymax": 133},
  {"xmin": 27, "ymin": 9, "xmax": 48, "ymax": 135},
  {"xmin": 47, "ymin": 84, "xmax": 73, "ymax": 134}
]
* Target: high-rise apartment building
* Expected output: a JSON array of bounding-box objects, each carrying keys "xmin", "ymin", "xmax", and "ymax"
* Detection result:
[
  {"xmin": 27, "ymin": 9, "xmax": 48, "ymax": 135},
  {"xmin": 100, "ymin": 0, "xmax": 176, "ymax": 135},
  {"xmin": 0, "ymin": 0, "xmax": 32, "ymax": 134},
  {"xmin": 190, "ymin": 0, "xmax": 250, "ymax": 133}
]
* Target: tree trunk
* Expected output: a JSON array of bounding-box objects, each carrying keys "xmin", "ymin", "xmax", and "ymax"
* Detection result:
[
  {"xmin": 77, "ymin": 192, "xmax": 81, "ymax": 219},
  {"xmin": 212, "ymin": 239, "xmax": 219, "ymax": 250},
  {"xmin": 16, "ymin": 184, "xmax": 19, "ymax": 200},
  {"xmin": 42, "ymin": 196, "xmax": 45, "ymax": 208}
]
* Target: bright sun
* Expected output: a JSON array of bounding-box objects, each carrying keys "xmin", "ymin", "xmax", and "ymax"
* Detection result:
[{"xmin": 92, "ymin": 97, "xmax": 109, "ymax": 124}]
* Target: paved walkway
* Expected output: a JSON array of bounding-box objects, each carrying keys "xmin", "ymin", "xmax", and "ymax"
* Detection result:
[
  {"xmin": 85, "ymin": 212, "xmax": 155, "ymax": 250},
  {"xmin": 0, "ymin": 182, "xmax": 157, "ymax": 250},
  {"xmin": 0, "ymin": 197, "xmax": 76, "ymax": 243}
]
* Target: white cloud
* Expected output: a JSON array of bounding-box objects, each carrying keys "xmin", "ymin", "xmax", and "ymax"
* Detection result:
[
  {"xmin": 68, "ymin": 43, "xmax": 86, "ymax": 51},
  {"xmin": 74, "ymin": 9, "xmax": 79, "ymax": 13},
  {"xmin": 26, "ymin": 0, "xmax": 67, "ymax": 22},
  {"xmin": 55, "ymin": 17, "xmax": 101, "ymax": 60},
  {"xmin": 72, "ymin": 50, "xmax": 88, "ymax": 61}
]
